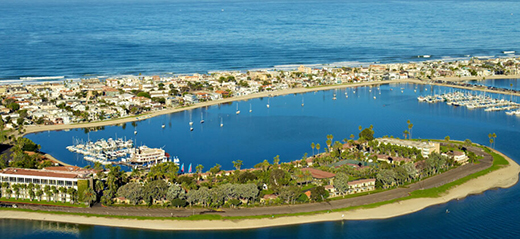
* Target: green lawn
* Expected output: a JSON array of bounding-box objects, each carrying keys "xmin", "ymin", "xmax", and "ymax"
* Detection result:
[{"xmin": 0, "ymin": 197, "xmax": 88, "ymax": 208}]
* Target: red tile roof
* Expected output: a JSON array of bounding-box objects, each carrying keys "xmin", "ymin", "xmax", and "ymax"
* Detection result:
[
  {"xmin": 0, "ymin": 167, "xmax": 89, "ymax": 179},
  {"xmin": 301, "ymin": 168, "xmax": 336, "ymax": 179}
]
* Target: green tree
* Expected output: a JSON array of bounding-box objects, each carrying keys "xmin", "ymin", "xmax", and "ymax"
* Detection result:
[
  {"xmin": 333, "ymin": 172, "xmax": 349, "ymax": 195},
  {"xmin": 311, "ymin": 142, "xmax": 315, "ymax": 155},
  {"xmin": 116, "ymin": 182, "xmax": 143, "ymax": 205},
  {"xmin": 143, "ymin": 180, "xmax": 168, "ymax": 206},
  {"xmin": 166, "ymin": 184, "xmax": 186, "ymax": 203},
  {"xmin": 196, "ymin": 164, "xmax": 204, "ymax": 174},
  {"xmin": 148, "ymin": 162, "xmax": 179, "ymax": 181},
  {"xmin": 209, "ymin": 164, "xmax": 222, "ymax": 175},
  {"xmin": 83, "ymin": 187, "xmax": 97, "ymax": 206},
  {"xmin": 316, "ymin": 143, "xmax": 321, "ymax": 154},
  {"xmin": 310, "ymin": 186, "xmax": 329, "ymax": 202},
  {"xmin": 359, "ymin": 126, "xmax": 375, "ymax": 141},
  {"xmin": 232, "ymin": 160, "xmax": 243, "ymax": 170}
]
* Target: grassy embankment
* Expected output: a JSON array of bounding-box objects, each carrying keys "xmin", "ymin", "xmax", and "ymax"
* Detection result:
[{"xmin": 0, "ymin": 146, "xmax": 509, "ymax": 221}]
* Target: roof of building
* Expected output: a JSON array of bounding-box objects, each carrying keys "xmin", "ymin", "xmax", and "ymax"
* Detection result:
[
  {"xmin": 347, "ymin": 178, "xmax": 376, "ymax": 186},
  {"xmin": 301, "ymin": 168, "xmax": 336, "ymax": 179},
  {"xmin": 0, "ymin": 167, "xmax": 90, "ymax": 179}
]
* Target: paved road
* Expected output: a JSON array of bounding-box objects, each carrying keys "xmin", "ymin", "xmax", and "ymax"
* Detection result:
[{"xmin": 13, "ymin": 144, "xmax": 493, "ymax": 218}]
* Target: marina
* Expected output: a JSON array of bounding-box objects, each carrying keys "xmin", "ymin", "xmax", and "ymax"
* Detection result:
[
  {"xmin": 66, "ymin": 137, "xmax": 179, "ymax": 168},
  {"xmin": 417, "ymin": 91, "xmax": 519, "ymax": 115}
]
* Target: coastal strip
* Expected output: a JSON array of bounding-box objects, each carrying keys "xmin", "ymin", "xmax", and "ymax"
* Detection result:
[
  {"xmin": 1, "ymin": 149, "xmax": 518, "ymax": 230},
  {"xmin": 22, "ymin": 76, "xmax": 520, "ymax": 137},
  {"xmin": 22, "ymin": 79, "xmax": 417, "ymax": 135}
]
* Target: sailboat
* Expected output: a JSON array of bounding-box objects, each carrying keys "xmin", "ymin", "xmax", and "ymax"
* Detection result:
[
  {"xmin": 200, "ymin": 112, "xmax": 204, "ymax": 124},
  {"xmin": 236, "ymin": 103, "xmax": 240, "ymax": 115},
  {"xmin": 189, "ymin": 111, "xmax": 193, "ymax": 126},
  {"xmin": 266, "ymin": 98, "xmax": 270, "ymax": 108},
  {"xmin": 249, "ymin": 103, "xmax": 252, "ymax": 113},
  {"xmin": 188, "ymin": 163, "xmax": 192, "ymax": 174},
  {"xmin": 161, "ymin": 124, "xmax": 165, "ymax": 128},
  {"xmin": 220, "ymin": 118, "xmax": 223, "ymax": 127},
  {"xmin": 301, "ymin": 97, "xmax": 304, "ymax": 107}
]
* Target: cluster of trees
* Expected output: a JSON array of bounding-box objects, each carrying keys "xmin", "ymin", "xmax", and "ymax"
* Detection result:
[
  {"xmin": 376, "ymin": 153, "xmax": 453, "ymax": 189},
  {"xmin": 368, "ymin": 141, "xmax": 423, "ymax": 160},
  {"xmin": 0, "ymin": 182, "xmax": 76, "ymax": 203}
]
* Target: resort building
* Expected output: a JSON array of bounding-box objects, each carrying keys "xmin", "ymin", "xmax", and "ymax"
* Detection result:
[
  {"xmin": 376, "ymin": 138, "xmax": 440, "ymax": 158},
  {"xmin": 0, "ymin": 166, "xmax": 94, "ymax": 202},
  {"xmin": 346, "ymin": 179, "xmax": 376, "ymax": 194},
  {"xmin": 301, "ymin": 168, "xmax": 336, "ymax": 185}
]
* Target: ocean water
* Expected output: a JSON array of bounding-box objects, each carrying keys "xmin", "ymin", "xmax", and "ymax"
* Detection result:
[
  {"xmin": 5, "ymin": 0, "xmax": 520, "ymax": 238},
  {"xmin": 1, "ymin": 0, "xmax": 520, "ymax": 81}
]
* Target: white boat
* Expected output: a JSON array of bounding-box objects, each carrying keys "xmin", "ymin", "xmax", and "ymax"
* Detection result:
[
  {"xmin": 134, "ymin": 130, "xmax": 137, "ymax": 135},
  {"xmin": 418, "ymin": 55, "xmax": 431, "ymax": 58},
  {"xmin": 236, "ymin": 103, "xmax": 240, "ymax": 115},
  {"xmin": 301, "ymin": 97, "xmax": 304, "ymax": 107},
  {"xmin": 200, "ymin": 112, "xmax": 204, "ymax": 124},
  {"xmin": 249, "ymin": 103, "xmax": 252, "ymax": 113},
  {"xmin": 267, "ymin": 98, "xmax": 270, "ymax": 108},
  {"xmin": 162, "ymin": 124, "xmax": 165, "ymax": 128},
  {"xmin": 502, "ymin": 51, "xmax": 515, "ymax": 54},
  {"xmin": 220, "ymin": 118, "xmax": 223, "ymax": 127}
]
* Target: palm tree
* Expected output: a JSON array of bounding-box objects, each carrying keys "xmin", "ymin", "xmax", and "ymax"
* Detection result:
[
  {"xmin": 51, "ymin": 186, "xmax": 58, "ymax": 202},
  {"xmin": 403, "ymin": 130, "xmax": 409, "ymax": 139},
  {"xmin": 59, "ymin": 187, "xmax": 66, "ymax": 202},
  {"xmin": 12, "ymin": 184, "xmax": 20, "ymax": 199},
  {"xmin": 311, "ymin": 142, "xmax": 315, "ymax": 155},
  {"xmin": 407, "ymin": 120, "xmax": 414, "ymax": 139},
  {"xmin": 492, "ymin": 133, "xmax": 497, "ymax": 148},
  {"xmin": 83, "ymin": 187, "xmax": 97, "ymax": 207},
  {"xmin": 316, "ymin": 143, "xmax": 321, "ymax": 154},
  {"xmin": 67, "ymin": 187, "xmax": 76, "ymax": 203},
  {"xmin": 273, "ymin": 155, "xmax": 280, "ymax": 165},
  {"xmin": 232, "ymin": 160, "xmax": 243, "ymax": 170},
  {"xmin": 196, "ymin": 164, "xmax": 204, "ymax": 175},
  {"xmin": 326, "ymin": 139, "xmax": 332, "ymax": 152}
]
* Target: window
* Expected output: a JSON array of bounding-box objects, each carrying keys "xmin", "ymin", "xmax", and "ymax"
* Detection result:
[
  {"xmin": 9, "ymin": 177, "xmax": 16, "ymax": 182},
  {"xmin": 34, "ymin": 179, "xmax": 41, "ymax": 184},
  {"xmin": 65, "ymin": 181, "xmax": 72, "ymax": 187},
  {"xmin": 17, "ymin": 177, "xmax": 24, "ymax": 183},
  {"xmin": 58, "ymin": 180, "xmax": 64, "ymax": 186},
  {"xmin": 41, "ymin": 179, "xmax": 48, "ymax": 184}
]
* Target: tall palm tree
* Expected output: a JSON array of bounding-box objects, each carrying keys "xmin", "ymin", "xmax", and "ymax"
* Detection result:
[
  {"xmin": 403, "ymin": 130, "xmax": 409, "ymax": 139},
  {"xmin": 316, "ymin": 143, "xmax": 321, "ymax": 154},
  {"xmin": 311, "ymin": 143, "xmax": 315, "ymax": 155}
]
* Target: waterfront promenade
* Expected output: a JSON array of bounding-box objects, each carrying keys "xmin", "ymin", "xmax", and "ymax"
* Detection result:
[{"xmin": 2, "ymin": 144, "xmax": 518, "ymax": 230}]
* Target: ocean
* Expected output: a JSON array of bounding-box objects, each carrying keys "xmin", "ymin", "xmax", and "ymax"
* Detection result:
[
  {"xmin": 3, "ymin": 0, "xmax": 520, "ymax": 238},
  {"xmin": 0, "ymin": 0, "xmax": 519, "ymax": 81}
]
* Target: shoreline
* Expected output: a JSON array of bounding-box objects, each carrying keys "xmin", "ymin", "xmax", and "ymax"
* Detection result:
[
  {"xmin": 1, "ymin": 148, "xmax": 518, "ymax": 230},
  {"xmin": 21, "ymin": 76, "xmax": 520, "ymax": 137},
  {"xmin": 22, "ymin": 79, "xmax": 417, "ymax": 136}
]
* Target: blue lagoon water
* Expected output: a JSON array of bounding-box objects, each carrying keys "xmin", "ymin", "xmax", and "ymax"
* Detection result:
[{"xmin": 4, "ymin": 0, "xmax": 520, "ymax": 238}]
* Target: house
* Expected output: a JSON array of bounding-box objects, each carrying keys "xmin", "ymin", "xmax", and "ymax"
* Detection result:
[
  {"xmin": 346, "ymin": 179, "xmax": 376, "ymax": 194},
  {"xmin": 301, "ymin": 168, "xmax": 336, "ymax": 185},
  {"xmin": 376, "ymin": 138, "xmax": 440, "ymax": 158},
  {"xmin": 376, "ymin": 154, "xmax": 412, "ymax": 164}
]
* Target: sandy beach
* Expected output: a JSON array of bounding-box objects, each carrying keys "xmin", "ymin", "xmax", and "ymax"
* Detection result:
[{"xmin": 1, "ymin": 149, "xmax": 518, "ymax": 230}]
